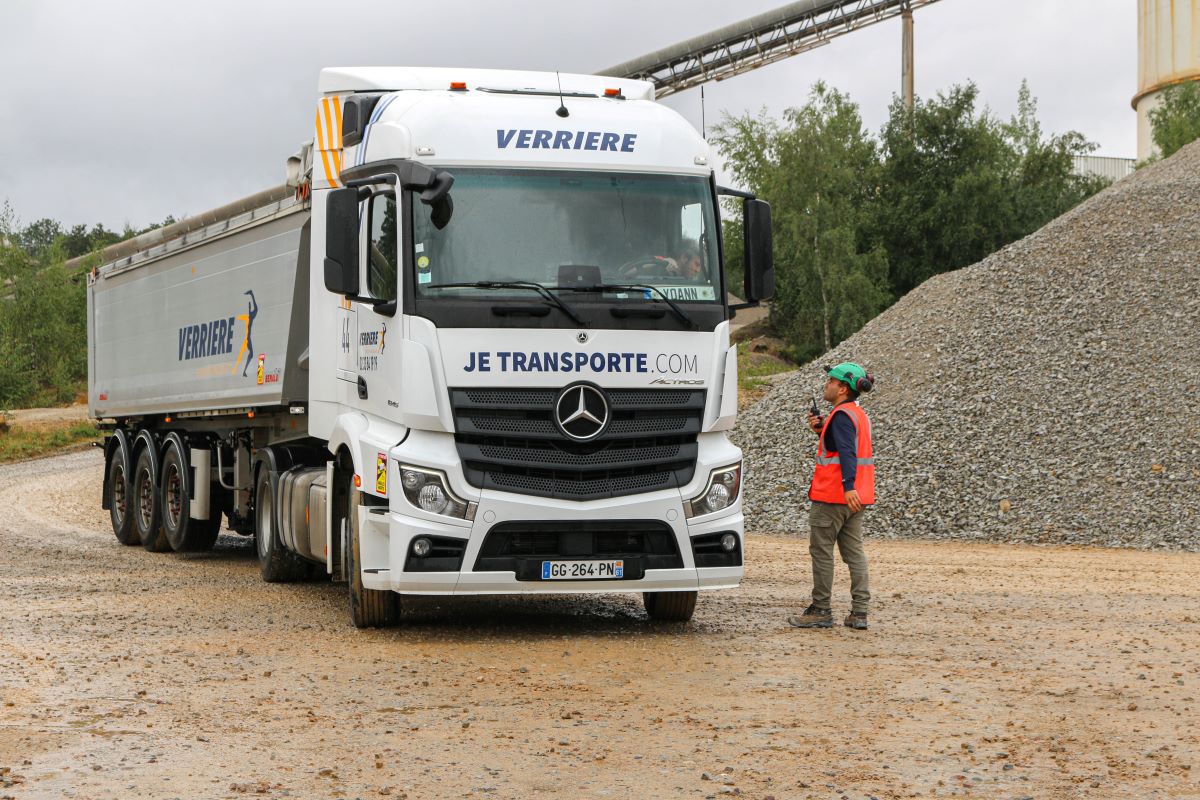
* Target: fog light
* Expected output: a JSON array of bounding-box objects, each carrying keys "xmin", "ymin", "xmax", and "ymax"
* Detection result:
[
  {"xmin": 720, "ymin": 533, "xmax": 738, "ymax": 552},
  {"xmin": 412, "ymin": 537, "xmax": 432, "ymax": 557},
  {"xmin": 417, "ymin": 484, "xmax": 449, "ymax": 515},
  {"xmin": 705, "ymin": 483, "xmax": 730, "ymax": 512}
]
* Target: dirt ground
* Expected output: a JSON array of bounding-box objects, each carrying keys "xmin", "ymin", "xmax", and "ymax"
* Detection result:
[
  {"xmin": 3, "ymin": 405, "xmax": 88, "ymax": 431},
  {"xmin": 1, "ymin": 450, "xmax": 1197, "ymax": 800}
]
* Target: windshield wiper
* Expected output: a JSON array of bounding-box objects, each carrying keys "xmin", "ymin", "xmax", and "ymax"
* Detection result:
[
  {"xmin": 423, "ymin": 281, "xmax": 586, "ymax": 327},
  {"xmin": 554, "ymin": 283, "xmax": 698, "ymax": 330}
]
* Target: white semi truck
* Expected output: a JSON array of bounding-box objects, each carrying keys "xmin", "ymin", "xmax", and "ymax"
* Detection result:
[{"xmin": 86, "ymin": 67, "xmax": 774, "ymax": 627}]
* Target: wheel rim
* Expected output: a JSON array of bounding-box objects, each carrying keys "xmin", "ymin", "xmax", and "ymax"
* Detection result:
[
  {"xmin": 112, "ymin": 464, "xmax": 127, "ymax": 526},
  {"xmin": 164, "ymin": 464, "xmax": 183, "ymax": 529},
  {"xmin": 137, "ymin": 469, "xmax": 154, "ymax": 530},
  {"xmin": 256, "ymin": 479, "xmax": 272, "ymax": 560}
]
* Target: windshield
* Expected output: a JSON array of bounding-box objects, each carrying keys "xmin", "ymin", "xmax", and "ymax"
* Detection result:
[{"xmin": 411, "ymin": 169, "xmax": 722, "ymax": 302}]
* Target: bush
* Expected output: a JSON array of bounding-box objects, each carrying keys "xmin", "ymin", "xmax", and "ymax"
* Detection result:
[{"xmin": 1148, "ymin": 81, "xmax": 1200, "ymax": 159}]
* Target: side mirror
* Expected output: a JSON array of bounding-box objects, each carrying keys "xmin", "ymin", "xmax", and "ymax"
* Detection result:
[
  {"xmin": 324, "ymin": 187, "xmax": 362, "ymax": 295},
  {"xmin": 743, "ymin": 199, "xmax": 774, "ymax": 302},
  {"xmin": 430, "ymin": 195, "xmax": 453, "ymax": 231},
  {"xmin": 414, "ymin": 169, "xmax": 454, "ymax": 230},
  {"xmin": 419, "ymin": 170, "xmax": 454, "ymax": 204}
]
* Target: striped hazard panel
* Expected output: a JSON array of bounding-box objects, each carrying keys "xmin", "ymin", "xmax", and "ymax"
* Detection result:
[{"xmin": 313, "ymin": 96, "xmax": 344, "ymax": 189}]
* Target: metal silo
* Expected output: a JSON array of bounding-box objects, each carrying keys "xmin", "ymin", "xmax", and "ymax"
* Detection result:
[{"xmin": 1134, "ymin": 0, "xmax": 1200, "ymax": 160}]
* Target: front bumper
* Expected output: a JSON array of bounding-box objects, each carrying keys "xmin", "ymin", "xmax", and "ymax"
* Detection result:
[{"xmin": 359, "ymin": 487, "xmax": 743, "ymax": 595}]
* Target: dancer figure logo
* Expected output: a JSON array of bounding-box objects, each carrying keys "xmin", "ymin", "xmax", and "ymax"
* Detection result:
[{"xmin": 234, "ymin": 290, "xmax": 258, "ymax": 376}]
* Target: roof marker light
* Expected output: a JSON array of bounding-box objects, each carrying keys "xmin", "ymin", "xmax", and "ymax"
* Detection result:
[
  {"xmin": 450, "ymin": 82, "xmax": 467, "ymax": 91},
  {"xmin": 604, "ymin": 88, "xmax": 623, "ymax": 98}
]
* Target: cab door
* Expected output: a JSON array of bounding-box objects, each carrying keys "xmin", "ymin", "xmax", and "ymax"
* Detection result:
[
  {"xmin": 355, "ymin": 190, "xmax": 401, "ymax": 420},
  {"xmin": 335, "ymin": 296, "xmax": 357, "ymax": 385}
]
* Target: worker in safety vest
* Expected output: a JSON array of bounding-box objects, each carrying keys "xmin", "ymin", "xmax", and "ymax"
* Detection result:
[{"xmin": 789, "ymin": 362, "xmax": 875, "ymax": 631}]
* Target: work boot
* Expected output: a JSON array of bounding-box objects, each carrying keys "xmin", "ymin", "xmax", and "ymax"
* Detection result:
[
  {"xmin": 843, "ymin": 611, "xmax": 869, "ymax": 630},
  {"xmin": 788, "ymin": 604, "xmax": 833, "ymax": 629}
]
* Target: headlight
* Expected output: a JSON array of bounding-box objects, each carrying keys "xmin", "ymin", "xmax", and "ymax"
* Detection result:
[
  {"xmin": 684, "ymin": 463, "xmax": 742, "ymax": 518},
  {"xmin": 399, "ymin": 465, "xmax": 476, "ymax": 520}
]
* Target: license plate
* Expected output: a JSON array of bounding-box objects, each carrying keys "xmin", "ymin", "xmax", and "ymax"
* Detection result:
[{"xmin": 540, "ymin": 560, "xmax": 624, "ymax": 580}]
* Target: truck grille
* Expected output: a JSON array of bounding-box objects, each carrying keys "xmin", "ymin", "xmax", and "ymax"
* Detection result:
[
  {"xmin": 474, "ymin": 520, "xmax": 684, "ymax": 578},
  {"xmin": 450, "ymin": 387, "xmax": 704, "ymax": 500}
]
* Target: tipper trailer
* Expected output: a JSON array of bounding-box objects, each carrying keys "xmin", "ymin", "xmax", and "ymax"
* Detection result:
[{"xmin": 86, "ymin": 67, "xmax": 774, "ymax": 627}]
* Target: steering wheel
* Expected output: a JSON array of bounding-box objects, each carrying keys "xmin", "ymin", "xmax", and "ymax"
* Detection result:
[{"xmin": 617, "ymin": 254, "xmax": 676, "ymax": 280}]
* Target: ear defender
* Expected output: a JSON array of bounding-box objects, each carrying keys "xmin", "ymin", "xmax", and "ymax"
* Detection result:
[{"xmin": 856, "ymin": 374, "xmax": 873, "ymax": 393}]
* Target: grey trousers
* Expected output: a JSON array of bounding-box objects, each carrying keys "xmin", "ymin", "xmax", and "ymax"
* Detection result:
[{"xmin": 809, "ymin": 501, "xmax": 871, "ymax": 614}]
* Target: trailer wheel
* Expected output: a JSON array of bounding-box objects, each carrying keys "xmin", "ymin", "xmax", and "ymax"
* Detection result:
[
  {"xmin": 133, "ymin": 448, "xmax": 170, "ymax": 552},
  {"xmin": 160, "ymin": 440, "xmax": 220, "ymax": 553},
  {"xmin": 106, "ymin": 448, "xmax": 139, "ymax": 545},
  {"xmin": 643, "ymin": 590, "xmax": 698, "ymax": 622},
  {"xmin": 346, "ymin": 484, "xmax": 400, "ymax": 629},
  {"xmin": 254, "ymin": 466, "xmax": 308, "ymax": 582}
]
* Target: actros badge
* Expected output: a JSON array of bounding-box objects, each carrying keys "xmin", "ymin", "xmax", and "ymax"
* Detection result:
[{"xmin": 554, "ymin": 383, "xmax": 610, "ymax": 441}]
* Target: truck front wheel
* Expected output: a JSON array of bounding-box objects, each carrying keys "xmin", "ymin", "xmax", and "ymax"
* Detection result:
[
  {"xmin": 346, "ymin": 484, "xmax": 400, "ymax": 629},
  {"xmin": 134, "ymin": 448, "xmax": 171, "ymax": 552},
  {"xmin": 643, "ymin": 590, "xmax": 698, "ymax": 622},
  {"xmin": 254, "ymin": 466, "xmax": 309, "ymax": 583}
]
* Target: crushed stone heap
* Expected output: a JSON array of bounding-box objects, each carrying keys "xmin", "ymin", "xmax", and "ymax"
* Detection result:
[{"xmin": 734, "ymin": 139, "xmax": 1200, "ymax": 550}]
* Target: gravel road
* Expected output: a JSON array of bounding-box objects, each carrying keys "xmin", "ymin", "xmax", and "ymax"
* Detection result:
[{"xmin": 1, "ymin": 450, "xmax": 1197, "ymax": 799}]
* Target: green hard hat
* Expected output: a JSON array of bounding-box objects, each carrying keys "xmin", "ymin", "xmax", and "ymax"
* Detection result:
[{"xmin": 825, "ymin": 362, "xmax": 873, "ymax": 393}]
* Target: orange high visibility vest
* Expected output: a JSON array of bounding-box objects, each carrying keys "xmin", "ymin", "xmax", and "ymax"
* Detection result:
[{"xmin": 808, "ymin": 402, "xmax": 875, "ymax": 505}]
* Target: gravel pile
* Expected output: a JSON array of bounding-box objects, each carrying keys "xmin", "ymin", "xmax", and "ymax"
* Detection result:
[{"xmin": 734, "ymin": 139, "xmax": 1200, "ymax": 550}]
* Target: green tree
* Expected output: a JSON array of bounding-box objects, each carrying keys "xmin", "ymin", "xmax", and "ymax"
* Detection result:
[
  {"xmin": 875, "ymin": 82, "xmax": 1102, "ymax": 297},
  {"xmin": 1004, "ymin": 81, "xmax": 1108, "ymax": 234},
  {"xmin": 0, "ymin": 239, "xmax": 40, "ymax": 406},
  {"xmin": 714, "ymin": 84, "xmax": 891, "ymax": 361},
  {"xmin": 17, "ymin": 218, "xmax": 64, "ymax": 260},
  {"xmin": 0, "ymin": 247, "xmax": 88, "ymax": 407},
  {"xmin": 1148, "ymin": 81, "xmax": 1200, "ymax": 159},
  {"xmin": 0, "ymin": 206, "xmax": 162, "ymax": 407},
  {"xmin": 875, "ymin": 84, "xmax": 1014, "ymax": 296},
  {"xmin": 58, "ymin": 222, "xmax": 123, "ymax": 260}
]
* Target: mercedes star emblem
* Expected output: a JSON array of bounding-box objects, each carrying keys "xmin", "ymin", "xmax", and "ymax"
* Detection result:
[
  {"xmin": 576, "ymin": 331, "xmax": 589, "ymax": 344},
  {"xmin": 554, "ymin": 383, "xmax": 610, "ymax": 441}
]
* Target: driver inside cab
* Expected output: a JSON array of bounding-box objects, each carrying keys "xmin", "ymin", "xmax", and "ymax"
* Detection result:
[
  {"xmin": 666, "ymin": 242, "xmax": 702, "ymax": 279},
  {"xmin": 619, "ymin": 240, "xmax": 704, "ymax": 281}
]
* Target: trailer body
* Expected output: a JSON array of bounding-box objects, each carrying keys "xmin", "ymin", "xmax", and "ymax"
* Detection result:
[{"xmin": 90, "ymin": 203, "xmax": 310, "ymax": 417}]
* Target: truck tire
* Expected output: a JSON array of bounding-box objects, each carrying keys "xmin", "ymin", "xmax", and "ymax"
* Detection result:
[
  {"xmin": 254, "ymin": 466, "xmax": 308, "ymax": 582},
  {"xmin": 160, "ymin": 439, "xmax": 220, "ymax": 553},
  {"xmin": 133, "ymin": 447, "xmax": 171, "ymax": 552},
  {"xmin": 106, "ymin": 448, "xmax": 139, "ymax": 545},
  {"xmin": 346, "ymin": 484, "xmax": 400, "ymax": 629},
  {"xmin": 643, "ymin": 590, "xmax": 698, "ymax": 622}
]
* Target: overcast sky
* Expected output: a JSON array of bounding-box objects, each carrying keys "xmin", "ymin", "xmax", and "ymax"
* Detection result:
[{"xmin": 0, "ymin": 0, "xmax": 1135, "ymax": 231}]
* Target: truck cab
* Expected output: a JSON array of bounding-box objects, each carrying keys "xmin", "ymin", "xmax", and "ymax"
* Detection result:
[{"xmin": 308, "ymin": 68, "xmax": 772, "ymax": 624}]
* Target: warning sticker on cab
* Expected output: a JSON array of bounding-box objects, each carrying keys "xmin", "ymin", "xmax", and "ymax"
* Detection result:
[{"xmin": 375, "ymin": 452, "xmax": 387, "ymax": 494}]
